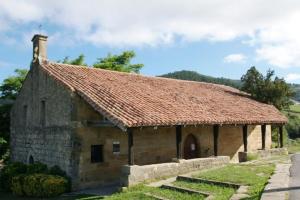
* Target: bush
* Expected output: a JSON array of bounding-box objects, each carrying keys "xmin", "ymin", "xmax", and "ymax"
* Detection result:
[
  {"xmin": 0, "ymin": 162, "xmax": 27, "ymax": 191},
  {"xmin": 11, "ymin": 174, "xmax": 68, "ymax": 197},
  {"xmin": 49, "ymin": 165, "xmax": 66, "ymax": 177},
  {"xmin": 41, "ymin": 175, "xmax": 68, "ymax": 197},
  {"xmin": 27, "ymin": 162, "xmax": 48, "ymax": 174},
  {"xmin": 11, "ymin": 175, "xmax": 26, "ymax": 196}
]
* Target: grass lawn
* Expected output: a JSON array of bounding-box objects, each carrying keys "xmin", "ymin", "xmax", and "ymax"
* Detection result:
[
  {"xmin": 289, "ymin": 104, "xmax": 300, "ymax": 113},
  {"xmin": 194, "ymin": 163, "xmax": 275, "ymax": 200},
  {"xmin": 288, "ymin": 139, "xmax": 300, "ymax": 153},
  {"xmin": 0, "ymin": 185, "xmax": 205, "ymax": 200},
  {"xmin": 0, "ymin": 157, "xmax": 280, "ymax": 200},
  {"xmin": 173, "ymin": 181, "xmax": 235, "ymax": 200}
]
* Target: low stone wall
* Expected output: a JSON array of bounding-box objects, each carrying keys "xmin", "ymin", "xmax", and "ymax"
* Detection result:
[
  {"xmin": 120, "ymin": 156, "xmax": 230, "ymax": 187},
  {"xmin": 238, "ymin": 148, "xmax": 288, "ymax": 162}
]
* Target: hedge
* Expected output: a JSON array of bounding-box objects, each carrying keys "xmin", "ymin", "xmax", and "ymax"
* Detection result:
[
  {"xmin": 11, "ymin": 174, "xmax": 68, "ymax": 197},
  {"xmin": 0, "ymin": 162, "xmax": 71, "ymax": 195}
]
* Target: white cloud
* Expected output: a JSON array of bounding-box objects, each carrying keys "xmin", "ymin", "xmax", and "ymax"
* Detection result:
[
  {"xmin": 224, "ymin": 53, "xmax": 247, "ymax": 63},
  {"xmin": 0, "ymin": 0, "xmax": 300, "ymax": 67},
  {"xmin": 285, "ymin": 73, "xmax": 300, "ymax": 82}
]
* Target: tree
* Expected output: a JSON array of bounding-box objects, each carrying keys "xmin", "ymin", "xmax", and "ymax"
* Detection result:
[
  {"xmin": 93, "ymin": 51, "xmax": 144, "ymax": 73},
  {"xmin": 0, "ymin": 69, "xmax": 28, "ymax": 100},
  {"xmin": 241, "ymin": 66, "xmax": 294, "ymax": 110},
  {"xmin": 0, "ymin": 69, "xmax": 28, "ymax": 159},
  {"xmin": 59, "ymin": 54, "xmax": 87, "ymax": 66}
]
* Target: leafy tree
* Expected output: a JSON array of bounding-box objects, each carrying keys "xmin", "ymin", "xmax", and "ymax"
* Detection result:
[
  {"xmin": 59, "ymin": 54, "xmax": 87, "ymax": 66},
  {"xmin": 0, "ymin": 69, "xmax": 28, "ymax": 100},
  {"xmin": 241, "ymin": 66, "xmax": 294, "ymax": 110},
  {"xmin": 93, "ymin": 51, "xmax": 143, "ymax": 73},
  {"xmin": 0, "ymin": 69, "xmax": 28, "ymax": 159}
]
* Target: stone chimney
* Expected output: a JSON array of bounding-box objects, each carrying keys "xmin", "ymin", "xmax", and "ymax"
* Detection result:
[{"xmin": 31, "ymin": 34, "xmax": 48, "ymax": 61}]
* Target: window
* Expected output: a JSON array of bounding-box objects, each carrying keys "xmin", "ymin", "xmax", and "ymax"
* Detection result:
[
  {"xmin": 23, "ymin": 105, "xmax": 28, "ymax": 126},
  {"xmin": 91, "ymin": 145, "xmax": 103, "ymax": 163},
  {"xmin": 40, "ymin": 100, "xmax": 46, "ymax": 126},
  {"xmin": 113, "ymin": 142, "xmax": 120, "ymax": 154}
]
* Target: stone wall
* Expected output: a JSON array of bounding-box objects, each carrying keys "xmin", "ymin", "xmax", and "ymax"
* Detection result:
[
  {"xmin": 74, "ymin": 96, "xmax": 128, "ymax": 189},
  {"xmin": 10, "ymin": 63, "xmax": 79, "ymax": 188},
  {"xmin": 133, "ymin": 127, "xmax": 177, "ymax": 165},
  {"xmin": 120, "ymin": 156, "xmax": 230, "ymax": 187},
  {"xmin": 218, "ymin": 125, "xmax": 272, "ymax": 162}
]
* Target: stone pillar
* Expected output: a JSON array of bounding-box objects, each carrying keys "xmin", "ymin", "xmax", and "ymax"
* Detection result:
[
  {"xmin": 176, "ymin": 125, "xmax": 182, "ymax": 159},
  {"xmin": 261, "ymin": 124, "xmax": 266, "ymax": 150},
  {"xmin": 213, "ymin": 125, "xmax": 219, "ymax": 156},
  {"xmin": 127, "ymin": 128, "xmax": 134, "ymax": 165},
  {"xmin": 243, "ymin": 125, "xmax": 248, "ymax": 152}
]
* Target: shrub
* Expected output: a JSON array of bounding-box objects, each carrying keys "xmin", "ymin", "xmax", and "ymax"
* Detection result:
[
  {"xmin": 0, "ymin": 162, "xmax": 27, "ymax": 191},
  {"xmin": 41, "ymin": 175, "xmax": 68, "ymax": 197},
  {"xmin": 49, "ymin": 165, "xmax": 66, "ymax": 177},
  {"xmin": 27, "ymin": 162, "xmax": 48, "ymax": 174},
  {"xmin": 11, "ymin": 175, "xmax": 26, "ymax": 196},
  {"xmin": 12, "ymin": 174, "xmax": 68, "ymax": 197}
]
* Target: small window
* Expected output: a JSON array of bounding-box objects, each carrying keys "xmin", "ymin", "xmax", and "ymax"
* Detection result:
[
  {"xmin": 113, "ymin": 142, "xmax": 120, "ymax": 154},
  {"xmin": 23, "ymin": 105, "xmax": 28, "ymax": 126},
  {"xmin": 40, "ymin": 100, "xmax": 46, "ymax": 126},
  {"xmin": 91, "ymin": 145, "xmax": 103, "ymax": 163}
]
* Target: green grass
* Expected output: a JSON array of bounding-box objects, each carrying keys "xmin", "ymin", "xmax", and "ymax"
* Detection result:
[
  {"xmin": 173, "ymin": 181, "xmax": 235, "ymax": 200},
  {"xmin": 289, "ymin": 104, "xmax": 300, "ymax": 113},
  {"xmin": 107, "ymin": 185, "xmax": 204, "ymax": 200},
  {"xmin": 194, "ymin": 163, "xmax": 275, "ymax": 200},
  {"xmin": 288, "ymin": 139, "xmax": 300, "ymax": 153},
  {"xmin": 0, "ymin": 185, "xmax": 205, "ymax": 200}
]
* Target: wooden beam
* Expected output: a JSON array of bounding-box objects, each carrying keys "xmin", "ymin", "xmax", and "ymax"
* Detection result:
[
  {"xmin": 213, "ymin": 125, "xmax": 219, "ymax": 156},
  {"xmin": 176, "ymin": 125, "xmax": 182, "ymax": 159},
  {"xmin": 279, "ymin": 126, "xmax": 283, "ymax": 148},
  {"xmin": 261, "ymin": 124, "xmax": 266, "ymax": 150},
  {"xmin": 127, "ymin": 128, "xmax": 134, "ymax": 165},
  {"xmin": 243, "ymin": 125, "xmax": 248, "ymax": 152}
]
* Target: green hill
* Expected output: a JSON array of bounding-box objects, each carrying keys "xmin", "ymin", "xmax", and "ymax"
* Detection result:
[{"xmin": 160, "ymin": 70, "xmax": 300, "ymax": 102}]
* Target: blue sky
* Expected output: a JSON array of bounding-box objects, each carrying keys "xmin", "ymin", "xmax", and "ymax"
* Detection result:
[{"xmin": 1, "ymin": 0, "xmax": 300, "ymax": 83}]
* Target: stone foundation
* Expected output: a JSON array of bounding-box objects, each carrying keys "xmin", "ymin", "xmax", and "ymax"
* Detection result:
[{"xmin": 120, "ymin": 156, "xmax": 230, "ymax": 187}]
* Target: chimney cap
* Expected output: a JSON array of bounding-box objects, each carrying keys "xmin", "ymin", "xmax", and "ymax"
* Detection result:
[{"xmin": 31, "ymin": 34, "xmax": 48, "ymax": 42}]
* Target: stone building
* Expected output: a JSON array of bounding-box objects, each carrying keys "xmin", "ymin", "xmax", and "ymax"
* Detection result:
[{"xmin": 10, "ymin": 34, "xmax": 287, "ymax": 190}]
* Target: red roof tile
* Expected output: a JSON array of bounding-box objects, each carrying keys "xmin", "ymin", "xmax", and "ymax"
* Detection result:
[{"xmin": 40, "ymin": 61, "xmax": 287, "ymax": 130}]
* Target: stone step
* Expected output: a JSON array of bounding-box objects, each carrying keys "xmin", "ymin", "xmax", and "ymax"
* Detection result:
[
  {"xmin": 161, "ymin": 184, "xmax": 210, "ymax": 197},
  {"xmin": 144, "ymin": 192, "xmax": 170, "ymax": 200},
  {"xmin": 177, "ymin": 175, "xmax": 242, "ymax": 189}
]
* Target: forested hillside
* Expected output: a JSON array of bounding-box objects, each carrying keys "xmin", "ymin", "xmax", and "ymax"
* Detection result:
[{"xmin": 160, "ymin": 70, "xmax": 300, "ymax": 102}]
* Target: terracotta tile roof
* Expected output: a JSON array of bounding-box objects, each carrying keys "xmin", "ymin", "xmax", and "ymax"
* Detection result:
[{"xmin": 40, "ymin": 61, "xmax": 287, "ymax": 130}]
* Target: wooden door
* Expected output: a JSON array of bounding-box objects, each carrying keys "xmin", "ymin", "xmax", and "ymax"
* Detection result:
[{"xmin": 184, "ymin": 134, "xmax": 198, "ymax": 159}]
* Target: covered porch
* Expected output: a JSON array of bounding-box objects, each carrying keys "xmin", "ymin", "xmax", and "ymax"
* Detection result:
[
  {"xmin": 121, "ymin": 123, "xmax": 286, "ymax": 186},
  {"xmin": 126, "ymin": 124, "xmax": 285, "ymax": 165}
]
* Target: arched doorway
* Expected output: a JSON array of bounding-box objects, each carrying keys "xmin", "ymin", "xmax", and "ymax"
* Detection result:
[
  {"xmin": 28, "ymin": 155, "xmax": 34, "ymax": 164},
  {"xmin": 184, "ymin": 134, "xmax": 198, "ymax": 159}
]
